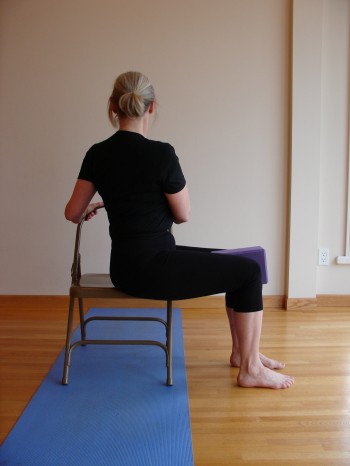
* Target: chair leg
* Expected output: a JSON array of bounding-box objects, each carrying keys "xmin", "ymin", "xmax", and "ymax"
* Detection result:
[
  {"xmin": 78, "ymin": 298, "xmax": 86, "ymax": 341},
  {"xmin": 62, "ymin": 296, "xmax": 173, "ymax": 386},
  {"xmin": 62, "ymin": 296, "xmax": 75, "ymax": 385},
  {"xmin": 166, "ymin": 300, "xmax": 173, "ymax": 386}
]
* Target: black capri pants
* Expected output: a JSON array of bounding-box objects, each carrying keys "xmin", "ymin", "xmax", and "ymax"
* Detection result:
[{"xmin": 111, "ymin": 231, "xmax": 263, "ymax": 312}]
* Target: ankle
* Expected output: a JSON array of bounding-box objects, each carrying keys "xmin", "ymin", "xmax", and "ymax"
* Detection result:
[{"xmin": 240, "ymin": 357, "xmax": 262, "ymax": 375}]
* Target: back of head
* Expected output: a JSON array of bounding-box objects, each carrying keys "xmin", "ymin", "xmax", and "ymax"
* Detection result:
[{"xmin": 108, "ymin": 71, "xmax": 155, "ymax": 127}]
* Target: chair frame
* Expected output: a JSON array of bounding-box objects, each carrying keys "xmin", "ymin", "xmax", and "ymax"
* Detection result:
[{"xmin": 62, "ymin": 215, "xmax": 173, "ymax": 386}]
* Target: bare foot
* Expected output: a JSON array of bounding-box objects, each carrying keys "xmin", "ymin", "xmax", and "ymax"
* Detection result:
[
  {"xmin": 237, "ymin": 364, "xmax": 294, "ymax": 389},
  {"xmin": 230, "ymin": 351, "xmax": 241, "ymax": 368},
  {"xmin": 259, "ymin": 353, "xmax": 285, "ymax": 370},
  {"xmin": 230, "ymin": 351, "xmax": 285, "ymax": 370}
]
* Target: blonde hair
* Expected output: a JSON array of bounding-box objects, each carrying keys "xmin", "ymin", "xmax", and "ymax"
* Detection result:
[{"xmin": 108, "ymin": 71, "xmax": 156, "ymax": 127}]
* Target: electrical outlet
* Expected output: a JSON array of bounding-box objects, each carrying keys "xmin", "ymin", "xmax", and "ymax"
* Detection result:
[{"xmin": 318, "ymin": 248, "xmax": 330, "ymax": 266}]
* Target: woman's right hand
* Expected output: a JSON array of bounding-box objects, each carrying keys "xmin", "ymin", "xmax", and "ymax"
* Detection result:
[{"xmin": 84, "ymin": 202, "xmax": 105, "ymax": 221}]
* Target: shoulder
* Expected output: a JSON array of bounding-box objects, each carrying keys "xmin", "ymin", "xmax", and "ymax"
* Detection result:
[
  {"xmin": 146, "ymin": 138, "xmax": 174, "ymax": 152},
  {"xmin": 86, "ymin": 133, "xmax": 117, "ymax": 155},
  {"xmin": 145, "ymin": 139, "xmax": 178, "ymax": 164}
]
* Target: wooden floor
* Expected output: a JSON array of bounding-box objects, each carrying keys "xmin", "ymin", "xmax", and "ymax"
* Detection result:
[{"xmin": 1, "ymin": 299, "xmax": 350, "ymax": 465}]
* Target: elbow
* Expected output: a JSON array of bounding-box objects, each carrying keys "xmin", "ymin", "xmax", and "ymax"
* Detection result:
[
  {"xmin": 65, "ymin": 205, "xmax": 82, "ymax": 224},
  {"xmin": 173, "ymin": 208, "xmax": 191, "ymax": 224},
  {"xmin": 174, "ymin": 218, "xmax": 188, "ymax": 224}
]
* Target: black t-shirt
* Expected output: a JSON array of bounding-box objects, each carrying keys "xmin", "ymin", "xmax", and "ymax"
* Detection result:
[{"xmin": 78, "ymin": 131, "xmax": 186, "ymax": 240}]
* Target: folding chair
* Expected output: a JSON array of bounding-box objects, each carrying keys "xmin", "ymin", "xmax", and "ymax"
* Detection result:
[{"xmin": 62, "ymin": 209, "xmax": 173, "ymax": 386}]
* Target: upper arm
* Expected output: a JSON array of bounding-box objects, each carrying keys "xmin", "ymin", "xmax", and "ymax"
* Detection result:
[
  {"xmin": 164, "ymin": 185, "xmax": 191, "ymax": 224},
  {"xmin": 65, "ymin": 179, "xmax": 97, "ymax": 223},
  {"xmin": 159, "ymin": 144, "xmax": 189, "ymax": 223}
]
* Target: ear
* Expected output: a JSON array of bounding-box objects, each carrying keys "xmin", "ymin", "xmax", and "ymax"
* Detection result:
[
  {"xmin": 148, "ymin": 101, "xmax": 155, "ymax": 114},
  {"xmin": 110, "ymin": 99, "xmax": 118, "ymax": 114}
]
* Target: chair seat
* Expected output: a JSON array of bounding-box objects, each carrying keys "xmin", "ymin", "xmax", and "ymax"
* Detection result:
[
  {"xmin": 80, "ymin": 273, "xmax": 115, "ymax": 288},
  {"xmin": 71, "ymin": 273, "xmax": 133, "ymax": 299}
]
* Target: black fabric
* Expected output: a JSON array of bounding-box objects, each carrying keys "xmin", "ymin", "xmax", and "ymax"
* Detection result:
[
  {"xmin": 79, "ymin": 131, "xmax": 186, "ymax": 239},
  {"xmin": 78, "ymin": 130, "xmax": 263, "ymax": 312},
  {"xmin": 111, "ymin": 235, "xmax": 263, "ymax": 311}
]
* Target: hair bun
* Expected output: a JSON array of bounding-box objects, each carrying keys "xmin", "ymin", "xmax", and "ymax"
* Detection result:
[
  {"xmin": 118, "ymin": 91, "xmax": 145, "ymax": 119},
  {"xmin": 108, "ymin": 71, "xmax": 156, "ymax": 126}
]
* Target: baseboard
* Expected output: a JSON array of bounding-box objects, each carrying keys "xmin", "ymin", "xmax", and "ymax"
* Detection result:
[
  {"xmin": 285, "ymin": 298, "xmax": 318, "ymax": 310},
  {"xmin": 0, "ymin": 294, "xmax": 284, "ymax": 310},
  {"xmin": 0, "ymin": 294, "xmax": 222, "ymax": 310},
  {"xmin": 286, "ymin": 295, "xmax": 350, "ymax": 310},
  {"xmin": 1, "ymin": 294, "xmax": 348, "ymax": 311},
  {"xmin": 316, "ymin": 294, "xmax": 350, "ymax": 307}
]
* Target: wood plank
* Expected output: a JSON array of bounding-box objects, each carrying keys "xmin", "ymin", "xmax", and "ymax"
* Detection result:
[
  {"xmin": 0, "ymin": 294, "xmax": 286, "ymax": 310},
  {"xmin": 183, "ymin": 306, "xmax": 350, "ymax": 464},
  {"xmin": 286, "ymin": 297, "xmax": 317, "ymax": 309}
]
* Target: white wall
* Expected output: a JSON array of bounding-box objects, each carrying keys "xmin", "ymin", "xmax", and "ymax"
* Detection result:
[
  {"xmin": 288, "ymin": 0, "xmax": 324, "ymax": 299},
  {"xmin": 318, "ymin": 0, "xmax": 350, "ymax": 293},
  {"xmin": 0, "ymin": 0, "xmax": 348, "ymax": 297},
  {"xmin": 288, "ymin": 0, "xmax": 350, "ymax": 298}
]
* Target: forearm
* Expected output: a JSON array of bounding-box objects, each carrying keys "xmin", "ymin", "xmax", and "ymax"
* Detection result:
[
  {"xmin": 165, "ymin": 185, "xmax": 191, "ymax": 224},
  {"xmin": 65, "ymin": 179, "xmax": 99, "ymax": 223}
]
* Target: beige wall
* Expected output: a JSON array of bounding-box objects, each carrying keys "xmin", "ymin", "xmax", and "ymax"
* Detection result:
[
  {"xmin": 0, "ymin": 0, "xmax": 349, "ymax": 297},
  {"xmin": 318, "ymin": 0, "xmax": 350, "ymax": 293},
  {"xmin": 288, "ymin": 0, "xmax": 324, "ymax": 299},
  {"xmin": 288, "ymin": 0, "xmax": 350, "ymax": 301}
]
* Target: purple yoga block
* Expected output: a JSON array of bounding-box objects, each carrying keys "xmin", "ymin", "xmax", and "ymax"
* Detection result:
[{"xmin": 213, "ymin": 246, "xmax": 268, "ymax": 284}]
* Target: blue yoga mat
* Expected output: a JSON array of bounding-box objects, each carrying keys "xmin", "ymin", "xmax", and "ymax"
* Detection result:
[{"xmin": 1, "ymin": 308, "xmax": 193, "ymax": 466}]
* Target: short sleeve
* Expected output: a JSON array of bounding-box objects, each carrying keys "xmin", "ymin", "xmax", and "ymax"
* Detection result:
[
  {"xmin": 78, "ymin": 148, "xmax": 95, "ymax": 182},
  {"xmin": 161, "ymin": 145, "xmax": 186, "ymax": 194}
]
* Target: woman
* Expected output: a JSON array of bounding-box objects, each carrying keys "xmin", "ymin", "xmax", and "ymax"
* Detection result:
[{"xmin": 65, "ymin": 71, "xmax": 294, "ymax": 389}]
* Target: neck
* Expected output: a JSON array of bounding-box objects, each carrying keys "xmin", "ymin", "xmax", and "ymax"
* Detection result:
[{"xmin": 118, "ymin": 115, "xmax": 149, "ymax": 137}]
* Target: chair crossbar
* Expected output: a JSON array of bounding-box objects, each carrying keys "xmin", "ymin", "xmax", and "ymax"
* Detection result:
[
  {"xmin": 84, "ymin": 316, "xmax": 167, "ymax": 327},
  {"xmin": 69, "ymin": 339, "xmax": 169, "ymax": 354}
]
